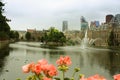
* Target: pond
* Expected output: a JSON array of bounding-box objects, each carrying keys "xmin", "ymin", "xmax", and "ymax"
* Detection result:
[{"xmin": 0, "ymin": 42, "xmax": 120, "ymax": 80}]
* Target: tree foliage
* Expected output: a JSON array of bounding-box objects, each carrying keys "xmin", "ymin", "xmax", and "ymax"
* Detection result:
[
  {"xmin": 9, "ymin": 31, "xmax": 19, "ymax": 40},
  {"xmin": 41, "ymin": 27, "xmax": 66, "ymax": 44},
  {"xmin": 108, "ymin": 30, "xmax": 114, "ymax": 46},
  {"xmin": 0, "ymin": 1, "xmax": 10, "ymax": 40},
  {"xmin": 25, "ymin": 32, "xmax": 31, "ymax": 41},
  {"xmin": 108, "ymin": 29, "xmax": 119, "ymax": 46},
  {"xmin": 0, "ymin": 31, "xmax": 9, "ymax": 40}
]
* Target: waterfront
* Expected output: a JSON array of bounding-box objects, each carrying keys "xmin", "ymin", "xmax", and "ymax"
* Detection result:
[{"xmin": 0, "ymin": 42, "xmax": 120, "ymax": 80}]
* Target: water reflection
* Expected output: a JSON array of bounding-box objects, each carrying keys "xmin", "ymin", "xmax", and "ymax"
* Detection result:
[
  {"xmin": 0, "ymin": 42, "xmax": 120, "ymax": 80},
  {"xmin": 0, "ymin": 47, "xmax": 10, "ymax": 75},
  {"xmin": 109, "ymin": 51, "xmax": 120, "ymax": 75}
]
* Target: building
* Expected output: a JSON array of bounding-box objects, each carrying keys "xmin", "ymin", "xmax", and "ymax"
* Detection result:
[
  {"xmin": 62, "ymin": 21, "xmax": 68, "ymax": 32},
  {"xmin": 110, "ymin": 14, "xmax": 120, "ymax": 28},
  {"xmin": 27, "ymin": 28, "xmax": 36, "ymax": 33},
  {"xmin": 90, "ymin": 21, "xmax": 100, "ymax": 30},
  {"xmin": 106, "ymin": 14, "xmax": 114, "ymax": 23},
  {"xmin": 80, "ymin": 16, "xmax": 88, "ymax": 31}
]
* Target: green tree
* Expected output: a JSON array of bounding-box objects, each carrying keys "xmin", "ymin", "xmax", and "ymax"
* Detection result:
[
  {"xmin": 14, "ymin": 31, "xmax": 19, "ymax": 40},
  {"xmin": 9, "ymin": 31, "xmax": 15, "ymax": 39},
  {"xmin": 108, "ymin": 30, "xmax": 115, "ymax": 46},
  {"xmin": 0, "ymin": 31, "xmax": 9, "ymax": 40},
  {"xmin": 25, "ymin": 32, "xmax": 31, "ymax": 41},
  {"xmin": 9, "ymin": 31, "xmax": 19, "ymax": 40},
  {"xmin": 0, "ymin": 1, "xmax": 10, "ymax": 40},
  {"xmin": 41, "ymin": 27, "xmax": 66, "ymax": 45}
]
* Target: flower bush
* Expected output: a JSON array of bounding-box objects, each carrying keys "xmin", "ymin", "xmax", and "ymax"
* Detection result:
[{"xmin": 20, "ymin": 56, "xmax": 120, "ymax": 80}]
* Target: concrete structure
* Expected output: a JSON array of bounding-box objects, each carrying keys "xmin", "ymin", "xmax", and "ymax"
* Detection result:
[
  {"xmin": 110, "ymin": 14, "xmax": 120, "ymax": 28},
  {"xmin": 90, "ymin": 21, "xmax": 100, "ymax": 30},
  {"xmin": 106, "ymin": 14, "xmax": 114, "ymax": 23},
  {"xmin": 81, "ymin": 16, "xmax": 88, "ymax": 31},
  {"xmin": 17, "ymin": 29, "xmax": 43, "ymax": 41},
  {"xmin": 62, "ymin": 21, "xmax": 68, "ymax": 32}
]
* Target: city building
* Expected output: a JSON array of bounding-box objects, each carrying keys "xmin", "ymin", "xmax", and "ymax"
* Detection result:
[
  {"xmin": 80, "ymin": 16, "xmax": 88, "ymax": 31},
  {"xmin": 62, "ymin": 21, "xmax": 68, "ymax": 32},
  {"xmin": 90, "ymin": 21, "xmax": 100, "ymax": 30},
  {"xmin": 106, "ymin": 14, "xmax": 114, "ymax": 23}
]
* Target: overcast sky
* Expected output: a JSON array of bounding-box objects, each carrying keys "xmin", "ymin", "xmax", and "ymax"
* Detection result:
[{"xmin": 3, "ymin": 0, "xmax": 120, "ymax": 31}]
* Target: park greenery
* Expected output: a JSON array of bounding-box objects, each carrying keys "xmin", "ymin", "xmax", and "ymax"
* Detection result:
[
  {"xmin": 9, "ymin": 31, "xmax": 19, "ymax": 41},
  {"xmin": 25, "ymin": 32, "xmax": 32, "ymax": 41},
  {"xmin": 0, "ymin": 1, "xmax": 20, "ymax": 42},
  {"xmin": 0, "ymin": 1, "xmax": 10, "ymax": 40},
  {"xmin": 41, "ymin": 27, "xmax": 66, "ymax": 46},
  {"xmin": 108, "ymin": 29, "xmax": 119, "ymax": 46}
]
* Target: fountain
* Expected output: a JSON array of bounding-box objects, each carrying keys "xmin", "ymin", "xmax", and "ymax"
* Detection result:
[
  {"xmin": 80, "ymin": 30, "xmax": 103, "ymax": 49},
  {"xmin": 80, "ymin": 30, "xmax": 89, "ymax": 49}
]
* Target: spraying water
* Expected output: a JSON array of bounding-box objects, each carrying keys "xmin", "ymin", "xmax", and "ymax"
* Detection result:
[{"xmin": 80, "ymin": 30, "xmax": 89, "ymax": 49}]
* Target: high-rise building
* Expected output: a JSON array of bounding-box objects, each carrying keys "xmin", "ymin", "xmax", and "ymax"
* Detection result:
[
  {"xmin": 110, "ymin": 14, "xmax": 120, "ymax": 28},
  {"xmin": 62, "ymin": 21, "xmax": 68, "ymax": 32},
  {"xmin": 106, "ymin": 14, "xmax": 114, "ymax": 23},
  {"xmin": 80, "ymin": 16, "xmax": 88, "ymax": 31},
  {"xmin": 90, "ymin": 21, "xmax": 99, "ymax": 30}
]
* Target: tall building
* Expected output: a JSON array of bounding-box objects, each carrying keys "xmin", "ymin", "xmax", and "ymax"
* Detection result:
[
  {"xmin": 106, "ymin": 14, "xmax": 114, "ymax": 23},
  {"xmin": 110, "ymin": 14, "xmax": 120, "ymax": 28},
  {"xmin": 80, "ymin": 16, "xmax": 88, "ymax": 31},
  {"xmin": 62, "ymin": 21, "xmax": 68, "ymax": 32},
  {"xmin": 90, "ymin": 21, "xmax": 100, "ymax": 30}
]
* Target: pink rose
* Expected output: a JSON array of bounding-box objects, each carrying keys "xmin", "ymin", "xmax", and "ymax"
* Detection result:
[{"xmin": 113, "ymin": 74, "xmax": 120, "ymax": 80}]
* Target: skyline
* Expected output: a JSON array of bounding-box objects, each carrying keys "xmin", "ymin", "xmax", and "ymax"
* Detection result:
[{"xmin": 4, "ymin": 0, "xmax": 120, "ymax": 31}]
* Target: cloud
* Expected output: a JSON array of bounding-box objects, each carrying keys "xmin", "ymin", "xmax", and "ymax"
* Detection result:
[{"xmin": 4, "ymin": 0, "xmax": 120, "ymax": 30}]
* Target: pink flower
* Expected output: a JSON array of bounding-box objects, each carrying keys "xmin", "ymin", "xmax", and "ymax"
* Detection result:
[
  {"xmin": 29, "ymin": 62, "xmax": 35, "ymax": 72},
  {"xmin": 64, "ymin": 56, "xmax": 72, "ymax": 65},
  {"xmin": 56, "ymin": 56, "xmax": 72, "ymax": 66},
  {"xmin": 87, "ymin": 74, "xmax": 106, "ymax": 80},
  {"xmin": 22, "ymin": 64, "xmax": 31, "ymax": 73},
  {"xmin": 43, "ymin": 77, "xmax": 52, "ymax": 80},
  {"xmin": 48, "ymin": 64, "xmax": 58, "ymax": 77},
  {"xmin": 34, "ymin": 64, "xmax": 42, "ymax": 74},
  {"xmin": 113, "ymin": 74, "xmax": 120, "ymax": 80},
  {"xmin": 43, "ymin": 64, "xmax": 58, "ymax": 77},
  {"xmin": 38, "ymin": 59, "xmax": 48, "ymax": 65}
]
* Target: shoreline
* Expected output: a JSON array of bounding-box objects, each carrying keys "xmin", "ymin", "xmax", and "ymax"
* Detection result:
[{"xmin": 0, "ymin": 40, "xmax": 9, "ymax": 49}]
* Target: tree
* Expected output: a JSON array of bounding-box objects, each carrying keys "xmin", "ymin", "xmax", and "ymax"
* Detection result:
[
  {"xmin": 0, "ymin": 1, "xmax": 10, "ymax": 40},
  {"xmin": 9, "ymin": 31, "xmax": 19, "ymax": 41},
  {"xmin": 9, "ymin": 31, "xmax": 15, "ymax": 39},
  {"xmin": 14, "ymin": 31, "xmax": 19, "ymax": 40},
  {"xmin": 0, "ymin": 31, "xmax": 9, "ymax": 40},
  {"xmin": 108, "ymin": 30, "xmax": 114, "ymax": 46},
  {"xmin": 25, "ymin": 32, "xmax": 31, "ymax": 41},
  {"xmin": 41, "ymin": 27, "xmax": 66, "ymax": 45}
]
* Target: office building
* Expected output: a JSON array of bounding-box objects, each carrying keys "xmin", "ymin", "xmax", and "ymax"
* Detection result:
[{"xmin": 62, "ymin": 21, "xmax": 68, "ymax": 32}]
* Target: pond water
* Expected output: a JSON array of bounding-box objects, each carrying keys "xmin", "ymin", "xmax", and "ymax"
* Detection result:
[{"xmin": 0, "ymin": 42, "xmax": 120, "ymax": 80}]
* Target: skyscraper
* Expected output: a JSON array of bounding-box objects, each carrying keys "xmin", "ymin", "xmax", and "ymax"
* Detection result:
[
  {"xmin": 80, "ymin": 16, "xmax": 88, "ymax": 31},
  {"xmin": 110, "ymin": 14, "xmax": 120, "ymax": 28},
  {"xmin": 62, "ymin": 21, "xmax": 68, "ymax": 32},
  {"xmin": 106, "ymin": 14, "xmax": 114, "ymax": 23}
]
